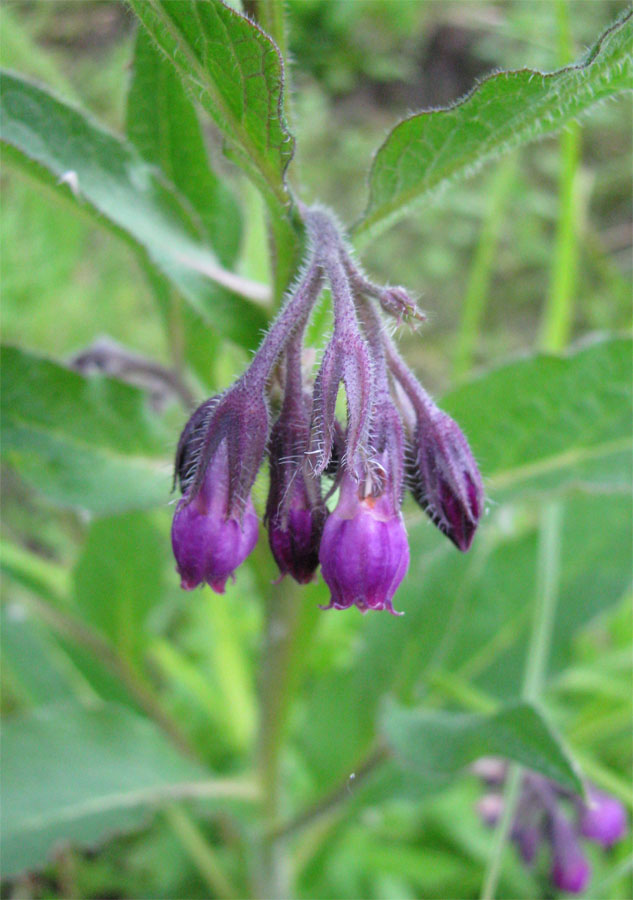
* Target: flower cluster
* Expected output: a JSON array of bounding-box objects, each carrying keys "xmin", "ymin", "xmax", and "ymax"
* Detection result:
[
  {"xmin": 474, "ymin": 759, "xmax": 628, "ymax": 893},
  {"xmin": 171, "ymin": 207, "xmax": 484, "ymax": 611}
]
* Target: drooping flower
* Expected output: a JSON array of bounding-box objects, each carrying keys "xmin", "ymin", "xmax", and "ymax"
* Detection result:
[
  {"xmin": 265, "ymin": 345, "xmax": 327, "ymax": 583},
  {"xmin": 550, "ymin": 812, "xmax": 591, "ymax": 894},
  {"xmin": 319, "ymin": 469, "xmax": 409, "ymax": 613},
  {"xmin": 171, "ymin": 440, "xmax": 259, "ymax": 593},
  {"xmin": 170, "ymin": 205, "xmax": 483, "ymax": 611}
]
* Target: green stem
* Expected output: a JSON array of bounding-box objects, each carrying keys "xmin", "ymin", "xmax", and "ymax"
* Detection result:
[
  {"xmin": 255, "ymin": 576, "xmax": 310, "ymax": 898},
  {"xmin": 540, "ymin": 0, "xmax": 582, "ymax": 353},
  {"xmin": 165, "ymin": 804, "xmax": 240, "ymax": 899},
  {"xmin": 539, "ymin": 121, "xmax": 581, "ymax": 351},
  {"xmin": 523, "ymin": 503, "xmax": 564, "ymax": 702},
  {"xmin": 480, "ymin": 504, "xmax": 564, "ymax": 900},
  {"xmin": 480, "ymin": 764, "xmax": 523, "ymax": 900},
  {"xmin": 453, "ymin": 154, "xmax": 517, "ymax": 380}
]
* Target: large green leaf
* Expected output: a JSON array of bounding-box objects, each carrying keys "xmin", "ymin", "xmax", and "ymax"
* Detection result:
[
  {"xmin": 130, "ymin": 0, "xmax": 294, "ymax": 210},
  {"xmin": 381, "ymin": 700, "xmax": 583, "ymax": 794},
  {"xmin": 1, "ymin": 345, "xmax": 169, "ymax": 514},
  {"xmin": 1, "ymin": 702, "xmax": 213, "ymax": 877},
  {"xmin": 127, "ymin": 28, "xmax": 241, "ymax": 267},
  {"xmin": 444, "ymin": 336, "xmax": 632, "ymax": 499},
  {"xmin": 73, "ymin": 513, "xmax": 165, "ymax": 666},
  {"xmin": 1, "ymin": 606, "xmax": 77, "ymax": 706},
  {"xmin": 355, "ymin": 10, "xmax": 633, "ymax": 243},
  {"xmin": 126, "ymin": 29, "xmax": 236, "ymax": 386},
  {"xmin": 0, "ymin": 69, "xmax": 267, "ymax": 348}
]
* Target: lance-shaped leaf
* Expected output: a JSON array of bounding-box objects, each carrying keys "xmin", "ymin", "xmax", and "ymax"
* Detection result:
[
  {"xmin": 382, "ymin": 699, "xmax": 583, "ymax": 795},
  {"xmin": 130, "ymin": 0, "xmax": 294, "ymax": 210},
  {"xmin": 355, "ymin": 10, "xmax": 633, "ymax": 243},
  {"xmin": 1, "ymin": 345, "xmax": 169, "ymax": 515},
  {"xmin": 0, "ymin": 69, "xmax": 267, "ymax": 348},
  {"xmin": 127, "ymin": 27, "xmax": 241, "ymax": 267}
]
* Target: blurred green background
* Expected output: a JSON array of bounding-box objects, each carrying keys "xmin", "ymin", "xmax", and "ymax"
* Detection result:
[{"xmin": 1, "ymin": 2, "xmax": 631, "ymax": 898}]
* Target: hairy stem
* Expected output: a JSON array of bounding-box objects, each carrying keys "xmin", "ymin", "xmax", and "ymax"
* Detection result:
[{"xmin": 255, "ymin": 577, "xmax": 305, "ymax": 898}]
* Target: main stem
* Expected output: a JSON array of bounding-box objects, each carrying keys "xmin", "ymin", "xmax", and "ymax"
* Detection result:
[{"xmin": 256, "ymin": 576, "xmax": 302, "ymax": 898}]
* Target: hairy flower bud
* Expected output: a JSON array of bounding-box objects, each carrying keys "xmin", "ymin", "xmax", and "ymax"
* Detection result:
[
  {"xmin": 580, "ymin": 789, "xmax": 627, "ymax": 847},
  {"xmin": 265, "ymin": 394, "xmax": 327, "ymax": 584},
  {"xmin": 407, "ymin": 405, "xmax": 484, "ymax": 551},
  {"xmin": 319, "ymin": 470, "xmax": 409, "ymax": 613},
  {"xmin": 171, "ymin": 442, "xmax": 258, "ymax": 592}
]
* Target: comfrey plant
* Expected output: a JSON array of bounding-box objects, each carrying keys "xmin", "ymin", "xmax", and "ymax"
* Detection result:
[
  {"xmin": 474, "ymin": 759, "xmax": 628, "ymax": 893},
  {"xmin": 171, "ymin": 207, "xmax": 484, "ymax": 612}
]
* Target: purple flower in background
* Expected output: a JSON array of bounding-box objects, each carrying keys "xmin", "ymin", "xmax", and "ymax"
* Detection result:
[
  {"xmin": 550, "ymin": 812, "xmax": 592, "ymax": 894},
  {"xmin": 474, "ymin": 760, "xmax": 628, "ymax": 895},
  {"xmin": 579, "ymin": 788, "xmax": 627, "ymax": 847}
]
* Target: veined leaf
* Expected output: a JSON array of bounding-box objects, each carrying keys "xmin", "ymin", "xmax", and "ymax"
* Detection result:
[
  {"xmin": 0, "ymin": 69, "xmax": 267, "ymax": 348},
  {"xmin": 130, "ymin": 0, "xmax": 294, "ymax": 210},
  {"xmin": 0, "ymin": 702, "xmax": 223, "ymax": 877},
  {"xmin": 355, "ymin": 10, "xmax": 633, "ymax": 243},
  {"xmin": 443, "ymin": 336, "xmax": 632, "ymax": 499},
  {"xmin": 382, "ymin": 699, "xmax": 583, "ymax": 795},
  {"xmin": 126, "ymin": 29, "xmax": 238, "ymax": 386},
  {"xmin": 1, "ymin": 345, "xmax": 169, "ymax": 515},
  {"xmin": 127, "ymin": 28, "xmax": 241, "ymax": 267}
]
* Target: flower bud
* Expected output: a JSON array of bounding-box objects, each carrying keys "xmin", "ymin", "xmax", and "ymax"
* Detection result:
[
  {"xmin": 171, "ymin": 442, "xmax": 258, "ymax": 592},
  {"xmin": 319, "ymin": 471, "xmax": 409, "ymax": 613},
  {"xmin": 550, "ymin": 814, "xmax": 591, "ymax": 894},
  {"xmin": 265, "ymin": 397, "xmax": 327, "ymax": 584},
  {"xmin": 172, "ymin": 400, "xmax": 259, "ymax": 592},
  {"xmin": 580, "ymin": 789, "xmax": 627, "ymax": 848},
  {"xmin": 407, "ymin": 405, "xmax": 484, "ymax": 552}
]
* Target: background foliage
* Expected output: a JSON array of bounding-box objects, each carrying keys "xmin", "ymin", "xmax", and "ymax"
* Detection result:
[{"xmin": 1, "ymin": 1, "xmax": 631, "ymax": 898}]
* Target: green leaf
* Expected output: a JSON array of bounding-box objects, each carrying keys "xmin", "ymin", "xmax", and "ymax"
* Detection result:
[
  {"xmin": 126, "ymin": 29, "xmax": 239, "ymax": 384},
  {"xmin": 1, "ymin": 345, "xmax": 170, "ymax": 515},
  {"xmin": 0, "ymin": 69, "xmax": 267, "ymax": 348},
  {"xmin": 1, "ymin": 702, "xmax": 212, "ymax": 877},
  {"xmin": 355, "ymin": 11, "xmax": 633, "ymax": 242},
  {"xmin": 1, "ymin": 606, "xmax": 77, "ymax": 706},
  {"xmin": 440, "ymin": 493, "xmax": 633, "ymax": 698},
  {"xmin": 381, "ymin": 699, "xmax": 583, "ymax": 794},
  {"xmin": 73, "ymin": 513, "xmax": 165, "ymax": 666},
  {"xmin": 130, "ymin": 0, "xmax": 294, "ymax": 211},
  {"xmin": 126, "ymin": 28, "xmax": 241, "ymax": 267},
  {"xmin": 444, "ymin": 337, "xmax": 632, "ymax": 499}
]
